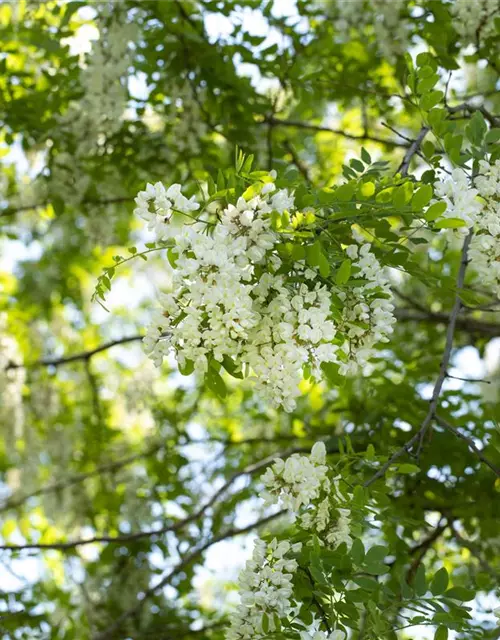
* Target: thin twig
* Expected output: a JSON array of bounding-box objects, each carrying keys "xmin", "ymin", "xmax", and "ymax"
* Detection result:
[
  {"xmin": 6, "ymin": 335, "xmax": 143, "ymax": 370},
  {"xmin": 264, "ymin": 116, "xmax": 408, "ymax": 148}
]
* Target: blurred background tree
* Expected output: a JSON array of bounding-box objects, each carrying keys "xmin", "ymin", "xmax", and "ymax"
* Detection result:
[{"xmin": 0, "ymin": 0, "xmax": 499, "ymax": 638}]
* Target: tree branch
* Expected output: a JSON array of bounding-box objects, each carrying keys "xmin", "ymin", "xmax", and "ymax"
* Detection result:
[
  {"xmin": 394, "ymin": 308, "xmax": 500, "ymax": 337},
  {"xmin": 6, "ymin": 335, "xmax": 143, "ymax": 370},
  {"xmin": 407, "ymin": 522, "xmax": 447, "ymax": 585},
  {"xmin": 264, "ymin": 116, "xmax": 409, "ymax": 148},
  {"xmin": 0, "ymin": 196, "xmax": 134, "ymax": 219},
  {"xmin": 397, "ymin": 126, "xmax": 430, "ymax": 176},
  {"xmin": 446, "ymin": 102, "xmax": 500, "ymax": 127},
  {"xmin": 91, "ymin": 510, "xmax": 285, "ymax": 640},
  {"xmin": 284, "ymin": 140, "xmax": 312, "ymax": 184},
  {"xmin": 435, "ymin": 415, "xmax": 500, "ymax": 478},
  {"xmin": 0, "ymin": 446, "xmax": 301, "ymax": 553},
  {"xmin": 0, "ymin": 441, "xmax": 165, "ymax": 514},
  {"xmin": 365, "ymin": 231, "xmax": 473, "ymax": 485}
]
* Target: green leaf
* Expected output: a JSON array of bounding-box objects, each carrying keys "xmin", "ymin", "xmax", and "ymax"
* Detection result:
[
  {"xmin": 433, "ymin": 218, "xmax": 467, "ymax": 229},
  {"xmin": 351, "ymin": 538, "xmax": 365, "ymax": 565},
  {"xmin": 361, "ymin": 147, "xmax": 371, "ymax": 164},
  {"xmin": 422, "ymin": 140, "xmax": 435, "ymax": 158},
  {"xmin": 414, "ymin": 565, "xmax": 427, "ymax": 596},
  {"xmin": 350, "ymin": 158, "xmax": 364, "ymax": 173},
  {"xmin": 392, "ymin": 185, "xmax": 407, "ymax": 209},
  {"xmin": 167, "ymin": 248, "xmax": 179, "ymax": 268},
  {"xmin": 242, "ymin": 153, "xmax": 254, "ymax": 173},
  {"xmin": 334, "ymin": 182, "xmax": 355, "ymax": 201},
  {"xmin": 434, "ymin": 626, "xmax": 448, "ymax": 640},
  {"xmin": 205, "ymin": 367, "xmax": 227, "ymax": 398},
  {"xmin": 365, "ymin": 545, "xmax": 388, "ymax": 565},
  {"xmin": 444, "ymin": 586, "xmax": 475, "ymax": 601},
  {"xmin": 221, "ymin": 355, "xmax": 244, "ymax": 379},
  {"xmin": 306, "ymin": 241, "xmax": 322, "ymax": 268},
  {"xmin": 335, "ymin": 259, "xmax": 351, "ymax": 285},
  {"xmin": 397, "ymin": 463, "xmax": 420, "ymax": 474},
  {"xmin": 206, "ymin": 174, "xmax": 216, "ymax": 196},
  {"xmin": 425, "ymin": 201, "xmax": 447, "ymax": 221},
  {"xmin": 412, "ymin": 185, "xmax": 433, "ymax": 209},
  {"xmin": 465, "ymin": 111, "xmax": 487, "ymax": 146},
  {"xmin": 430, "ymin": 568, "xmax": 449, "ymax": 596},
  {"xmin": 318, "ymin": 253, "xmax": 330, "ymax": 278},
  {"xmin": 420, "ymin": 90, "xmax": 444, "ymax": 111},
  {"xmin": 291, "ymin": 244, "xmax": 306, "ymax": 261},
  {"xmin": 418, "ymin": 73, "xmax": 440, "ymax": 94},
  {"xmin": 179, "ymin": 359, "xmax": 195, "ymax": 376},
  {"xmin": 485, "ymin": 128, "xmax": 500, "ymax": 144},
  {"xmin": 262, "ymin": 612, "xmax": 270, "ymax": 634}
]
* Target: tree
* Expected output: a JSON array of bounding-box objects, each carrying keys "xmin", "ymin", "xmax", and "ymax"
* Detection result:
[{"xmin": 0, "ymin": 0, "xmax": 499, "ymax": 638}]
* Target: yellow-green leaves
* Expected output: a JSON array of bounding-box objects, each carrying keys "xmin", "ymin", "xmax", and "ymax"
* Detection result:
[
  {"xmin": 412, "ymin": 184, "xmax": 433, "ymax": 209},
  {"xmin": 425, "ymin": 201, "xmax": 447, "ymax": 221}
]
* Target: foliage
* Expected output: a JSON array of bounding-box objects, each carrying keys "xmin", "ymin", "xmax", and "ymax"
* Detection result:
[{"xmin": 0, "ymin": 1, "xmax": 500, "ymax": 639}]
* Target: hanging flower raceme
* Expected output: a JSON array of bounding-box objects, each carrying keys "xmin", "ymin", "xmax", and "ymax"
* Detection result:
[
  {"xmin": 226, "ymin": 537, "xmax": 302, "ymax": 640},
  {"xmin": 451, "ymin": 0, "xmax": 500, "ymax": 46},
  {"xmin": 261, "ymin": 442, "xmax": 353, "ymax": 550},
  {"xmin": 227, "ymin": 443, "xmax": 353, "ymax": 640},
  {"xmin": 434, "ymin": 160, "xmax": 500, "ymax": 299},
  {"xmin": 134, "ymin": 170, "xmax": 396, "ymax": 411},
  {"xmin": 334, "ymin": 0, "xmax": 410, "ymax": 61}
]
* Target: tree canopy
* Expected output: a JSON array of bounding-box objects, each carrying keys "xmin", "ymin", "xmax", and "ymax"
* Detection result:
[{"xmin": 1, "ymin": 0, "xmax": 500, "ymax": 639}]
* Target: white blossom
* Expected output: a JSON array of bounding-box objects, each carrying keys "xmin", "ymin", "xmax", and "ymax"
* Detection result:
[
  {"xmin": 226, "ymin": 537, "xmax": 302, "ymax": 640},
  {"xmin": 338, "ymin": 238, "xmax": 396, "ymax": 374},
  {"xmin": 335, "ymin": 0, "xmax": 410, "ymax": 60},
  {"xmin": 137, "ymin": 174, "xmax": 397, "ymax": 410},
  {"xmin": 434, "ymin": 160, "xmax": 500, "ymax": 300},
  {"xmin": 260, "ymin": 445, "xmax": 329, "ymax": 512},
  {"xmin": 451, "ymin": 0, "xmax": 500, "ymax": 45}
]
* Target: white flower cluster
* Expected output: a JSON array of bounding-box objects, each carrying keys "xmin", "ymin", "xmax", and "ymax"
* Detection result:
[
  {"xmin": 434, "ymin": 168, "xmax": 483, "ymax": 233},
  {"xmin": 74, "ymin": 9, "xmax": 135, "ymax": 145},
  {"xmin": 340, "ymin": 237, "xmax": 396, "ymax": 374},
  {"xmin": 228, "ymin": 444, "xmax": 352, "ymax": 640},
  {"xmin": 136, "ymin": 177, "xmax": 397, "ymax": 410},
  {"xmin": 0, "ymin": 315, "xmax": 25, "ymax": 440},
  {"xmin": 137, "ymin": 179, "xmax": 341, "ymax": 411},
  {"xmin": 335, "ymin": 0, "xmax": 410, "ymax": 60},
  {"xmin": 261, "ymin": 442, "xmax": 329, "ymax": 511},
  {"xmin": 50, "ymin": 9, "xmax": 135, "ymax": 205},
  {"xmin": 451, "ymin": 0, "xmax": 500, "ymax": 45},
  {"xmin": 435, "ymin": 160, "xmax": 500, "ymax": 298},
  {"xmin": 226, "ymin": 537, "xmax": 302, "ymax": 640},
  {"xmin": 262, "ymin": 443, "xmax": 353, "ymax": 550}
]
